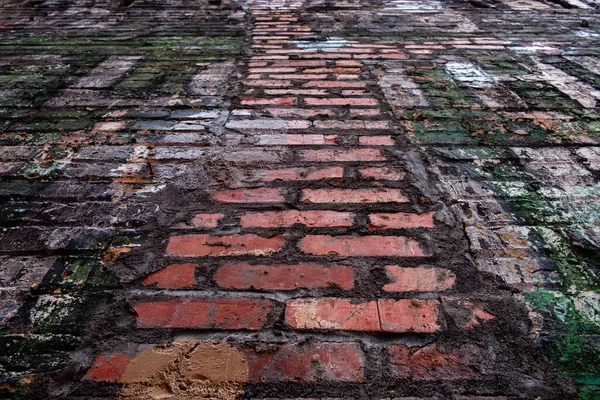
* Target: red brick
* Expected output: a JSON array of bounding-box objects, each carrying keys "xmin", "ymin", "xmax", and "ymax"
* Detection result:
[
  {"xmin": 272, "ymin": 60, "xmax": 326, "ymax": 67},
  {"xmin": 264, "ymin": 89, "xmax": 327, "ymax": 95},
  {"xmin": 336, "ymin": 60, "xmax": 363, "ymax": 66},
  {"xmin": 359, "ymin": 136, "xmax": 394, "ymax": 146},
  {"xmin": 350, "ymin": 108, "xmax": 380, "ymax": 116},
  {"xmin": 253, "ymin": 166, "xmax": 343, "ymax": 182},
  {"xmin": 314, "ymin": 121, "xmax": 390, "ymax": 130},
  {"xmin": 300, "ymin": 53, "xmax": 352, "ymax": 59},
  {"xmin": 84, "ymin": 354, "xmax": 131, "ymax": 383},
  {"xmin": 245, "ymin": 80, "xmax": 293, "ymax": 87},
  {"xmin": 285, "ymin": 298, "xmax": 380, "ymax": 331},
  {"xmin": 266, "ymin": 107, "xmax": 335, "ymax": 118},
  {"xmin": 305, "ymin": 98, "xmax": 378, "ymax": 106},
  {"xmin": 166, "ymin": 234, "xmax": 284, "ymax": 257},
  {"xmin": 378, "ymin": 299, "xmax": 442, "ymax": 333},
  {"xmin": 249, "ymin": 67, "xmax": 297, "ymax": 73},
  {"xmin": 302, "ymin": 67, "xmax": 361, "ymax": 73},
  {"xmin": 299, "ymin": 235, "xmax": 426, "ymax": 257},
  {"xmin": 300, "ymin": 188, "xmax": 408, "ymax": 203},
  {"xmin": 359, "ymin": 167, "xmax": 406, "ymax": 180},
  {"xmin": 257, "ymin": 134, "xmax": 336, "ymax": 145},
  {"xmin": 341, "ymin": 90, "xmax": 368, "ymax": 96},
  {"xmin": 134, "ymin": 298, "xmax": 272, "ymax": 330},
  {"xmin": 244, "ymin": 342, "xmax": 364, "ymax": 382},
  {"xmin": 384, "ymin": 266, "xmax": 455, "ymax": 293},
  {"xmin": 143, "ymin": 263, "xmax": 196, "ymax": 289},
  {"xmin": 303, "ymin": 81, "xmax": 366, "ymax": 88},
  {"xmin": 266, "ymin": 49, "xmax": 312, "ymax": 54},
  {"xmin": 299, "ymin": 149, "xmax": 385, "ymax": 162},
  {"xmin": 177, "ymin": 213, "xmax": 223, "ymax": 229},
  {"xmin": 241, "ymin": 97, "xmax": 296, "ymax": 106},
  {"xmin": 335, "ymin": 74, "xmax": 360, "ymax": 80},
  {"xmin": 270, "ymin": 74, "xmax": 327, "ymax": 79},
  {"xmin": 324, "ymin": 48, "xmax": 374, "ymax": 53},
  {"xmin": 212, "ymin": 188, "xmax": 284, "ymax": 203},
  {"xmin": 354, "ymin": 53, "xmax": 407, "ymax": 59},
  {"xmin": 240, "ymin": 210, "xmax": 353, "ymax": 228},
  {"xmin": 214, "ymin": 263, "xmax": 354, "ymax": 290},
  {"xmin": 388, "ymin": 344, "xmax": 478, "ymax": 379},
  {"xmin": 369, "ymin": 212, "xmax": 435, "ymax": 229}
]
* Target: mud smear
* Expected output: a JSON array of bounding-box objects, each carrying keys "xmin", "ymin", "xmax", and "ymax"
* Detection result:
[{"xmin": 120, "ymin": 341, "xmax": 248, "ymax": 400}]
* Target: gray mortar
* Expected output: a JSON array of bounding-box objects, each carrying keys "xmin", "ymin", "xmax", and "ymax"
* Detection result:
[{"xmin": 2, "ymin": 0, "xmax": 585, "ymax": 398}]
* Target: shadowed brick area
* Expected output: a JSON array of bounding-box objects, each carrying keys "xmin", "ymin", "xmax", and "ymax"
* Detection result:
[{"xmin": 0, "ymin": 0, "xmax": 599, "ymax": 398}]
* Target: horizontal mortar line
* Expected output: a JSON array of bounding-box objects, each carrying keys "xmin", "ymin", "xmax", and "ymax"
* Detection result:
[
  {"xmin": 171, "ymin": 331, "xmax": 440, "ymax": 345},
  {"xmin": 128, "ymin": 288, "xmax": 454, "ymax": 302}
]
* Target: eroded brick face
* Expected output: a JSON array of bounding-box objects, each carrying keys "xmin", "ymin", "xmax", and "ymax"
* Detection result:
[{"xmin": 1, "ymin": 0, "xmax": 588, "ymax": 397}]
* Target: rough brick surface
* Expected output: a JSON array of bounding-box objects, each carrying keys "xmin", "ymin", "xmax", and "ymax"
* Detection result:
[
  {"xmin": 143, "ymin": 263, "xmax": 196, "ymax": 289},
  {"xmin": 214, "ymin": 263, "xmax": 354, "ymax": 290},
  {"xmin": 1, "ymin": 0, "xmax": 586, "ymax": 397},
  {"xmin": 134, "ymin": 298, "xmax": 273, "ymax": 329},
  {"xmin": 384, "ymin": 266, "xmax": 456, "ymax": 292},
  {"xmin": 243, "ymin": 342, "xmax": 365, "ymax": 382},
  {"xmin": 166, "ymin": 234, "xmax": 285, "ymax": 257},
  {"xmin": 240, "ymin": 210, "xmax": 353, "ymax": 228},
  {"xmin": 299, "ymin": 235, "xmax": 426, "ymax": 257}
]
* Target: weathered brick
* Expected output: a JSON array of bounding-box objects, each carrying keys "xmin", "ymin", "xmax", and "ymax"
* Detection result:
[
  {"xmin": 245, "ymin": 79, "xmax": 293, "ymax": 87},
  {"xmin": 166, "ymin": 234, "xmax": 284, "ymax": 257},
  {"xmin": 270, "ymin": 74, "xmax": 327, "ymax": 79},
  {"xmin": 212, "ymin": 188, "xmax": 284, "ymax": 203},
  {"xmin": 257, "ymin": 134, "xmax": 336, "ymax": 145},
  {"xmin": 214, "ymin": 263, "xmax": 354, "ymax": 290},
  {"xmin": 248, "ymin": 67, "xmax": 296, "ymax": 73},
  {"xmin": 378, "ymin": 299, "xmax": 442, "ymax": 333},
  {"xmin": 384, "ymin": 266, "xmax": 456, "ymax": 292},
  {"xmin": 241, "ymin": 97, "xmax": 297, "ymax": 106},
  {"xmin": 84, "ymin": 354, "xmax": 131, "ymax": 383},
  {"xmin": 299, "ymin": 149, "xmax": 385, "ymax": 162},
  {"xmin": 244, "ymin": 342, "xmax": 364, "ymax": 382},
  {"xmin": 369, "ymin": 212, "xmax": 435, "ymax": 229},
  {"xmin": 341, "ymin": 89, "xmax": 368, "ymax": 96},
  {"xmin": 177, "ymin": 213, "xmax": 224, "ymax": 229},
  {"xmin": 302, "ymin": 67, "xmax": 361, "ymax": 73},
  {"xmin": 143, "ymin": 263, "xmax": 196, "ymax": 289},
  {"xmin": 264, "ymin": 89, "xmax": 327, "ymax": 95},
  {"xmin": 300, "ymin": 53, "xmax": 352, "ymax": 59},
  {"xmin": 389, "ymin": 344, "xmax": 478, "ymax": 379},
  {"xmin": 285, "ymin": 298, "xmax": 380, "ymax": 331},
  {"xmin": 285, "ymin": 298, "xmax": 441, "ymax": 332},
  {"xmin": 253, "ymin": 166, "xmax": 344, "ymax": 182},
  {"xmin": 272, "ymin": 60, "xmax": 326, "ymax": 67},
  {"xmin": 303, "ymin": 81, "xmax": 366, "ymax": 88},
  {"xmin": 314, "ymin": 121, "xmax": 390, "ymax": 130},
  {"xmin": 266, "ymin": 107, "xmax": 335, "ymax": 118},
  {"xmin": 359, "ymin": 167, "xmax": 406, "ymax": 180},
  {"xmin": 350, "ymin": 108, "xmax": 380, "ymax": 116},
  {"xmin": 305, "ymin": 98, "xmax": 378, "ymax": 106},
  {"xmin": 134, "ymin": 298, "xmax": 272, "ymax": 330},
  {"xmin": 226, "ymin": 119, "xmax": 310, "ymax": 130},
  {"xmin": 240, "ymin": 210, "xmax": 353, "ymax": 228},
  {"xmin": 359, "ymin": 136, "xmax": 395, "ymax": 146},
  {"xmin": 299, "ymin": 235, "xmax": 426, "ymax": 257},
  {"xmin": 300, "ymin": 188, "xmax": 408, "ymax": 203},
  {"xmin": 336, "ymin": 60, "xmax": 363, "ymax": 66}
]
